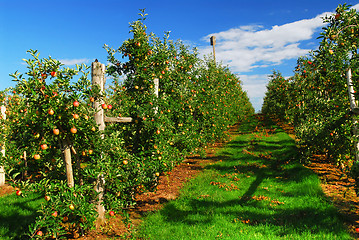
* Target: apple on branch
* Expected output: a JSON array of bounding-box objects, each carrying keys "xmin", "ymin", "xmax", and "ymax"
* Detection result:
[
  {"xmin": 41, "ymin": 144, "xmax": 48, "ymax": 150},
  {"xmin": 70, "ymin": 127, "xmax": 77, "ymax": 134},
  {"xmin": 53, "ymin": 128, "xmax": 60, "ymax": 135}
]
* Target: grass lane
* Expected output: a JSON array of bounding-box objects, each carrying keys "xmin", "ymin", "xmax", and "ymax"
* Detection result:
[
  {"xmin": 137, "ymin": 116, "xmax": 352, "ymax": 240},
  {"xmin": 0, "ymin": 192, "xmax": 43, "ymax": 240}
]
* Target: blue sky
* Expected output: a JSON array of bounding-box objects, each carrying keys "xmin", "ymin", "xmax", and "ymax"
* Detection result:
[{"xmin": 1, "ymin": 0, "xmax": 359, "ymax": 112}]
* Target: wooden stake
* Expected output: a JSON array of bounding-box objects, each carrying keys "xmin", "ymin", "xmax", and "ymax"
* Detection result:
[
  {"xmin": 210, "ymin": 36, "xmax": 216, "ymax": 63},
  {"xmin": 0, "ymin": 105, "xmax": 6, "ymax": 186},
  {"xmin": 92, "ymin": 61, "xmax": 106, "ymax": 131},
  {"xmin": 92, "ymin": 60, "xmax": 106, "ymax": 227},
  {"xmin": 347, "ymin": 68, "xmax": 359, "ymax": 162},
  {"xmin": 95, "ymin": 174, "xmax": 105, "ymax": 228},
  {"xmin": 23, "ymin": 151, "xmax": 27, "ymax": 179},
  {"xmin": 347, "ymin": 68, "xmax": 359, "ymax": 113},
  {"xmin": 154, "ymin": 78, "xmax": 159, "ymax": 114},
  {"xmin": 63, "ymin": 140, "xmax": 74, "ymax": 188}
]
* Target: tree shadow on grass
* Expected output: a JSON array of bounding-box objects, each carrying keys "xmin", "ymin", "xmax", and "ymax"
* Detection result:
[
  {"xmin": 153, "ymin": 120, "xmax": 350, "ymax": 238},
  {"xmin": 0, "ymin": 193, "xmax": 43, "ymax": 240},
  {"xmin": 158, "ymin": 194, "xmax": 347, "ymax": 237}
]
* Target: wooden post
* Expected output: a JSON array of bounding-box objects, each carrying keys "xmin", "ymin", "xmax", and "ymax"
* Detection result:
[
  {"xmin": 95, "ymin": 173, "xmax": 105, "ymax": 228},
  {"xmin": 154, "ymin": 78, "xmax": 159, "ymax": 98},
  {"xmin": 154, "ymin": 78, "xmax": 159, "ymax": 114},
  {"xmin": 23, "ymin": 151, "xmax": 27, "ymax": 179},
  {"xmin": 0, "ymin": 105, "xmax": 5, "ymax": 186},
  {"xmin": 63, "ymin": 141, "xmax": 74, "ymax": 188},
  {"xmin": 347, "ymin": 68, "xmax": 359, "ymax": 162},
  {"xmin": 92, "ymin": 60, "xmax": 106, "ymax": 132},
  {"xmin": 91, "ymin": 60, "xmax": 106, "ymax": 227},
  {"xmin": 210, "ymin": 36, "xmax": 216, "ymax": 63}
]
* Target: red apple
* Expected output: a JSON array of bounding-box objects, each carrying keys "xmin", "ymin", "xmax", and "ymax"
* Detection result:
[
  {"xmin": 52, "ymin": 211, "xmax": 58, "ymax": 217},
  {"xmin": 73, "ymin": 113, "xmax": 79, "ymax": 119},
  {"xmin": 41, "ymin": 144, "xmax": 48, "ymax": 150},
  {"xmin": 16, "ymin": 190, "xmax": 22, "ymax": 196},
  {"xmin": 101, "ymin": 103, "xmax": 108, "ymax": 110},
  {"xmin": 123, "ymin": 160, "xmax": 128, "ymax": 165},
  {"xmin": 73, "ymin": 100, "xmax": 80, "ymax": 107},
  {"xmin": 51, "ymin": 71, "xmax": 57, "ymax": 77},
  {"xmin": 70, "ymin": 127, "xmax": 77, "ymax": 134},
  {"xmin": 34, "ymin": 154, "xmax": 41, "ymax": 160},
  {"xmin": 109, "ymin": 210, "xmax": 115, "ymax": 217},
  {"xmin": 44, "ymin": 195, "xmax": 51, "ymax": 201},
  {"xmin": 53, "ymin": 128, "xmax": 60, "ymax": 135},
  {"xmin": 107, "ymin": 104, "xmax": 113, "ymax": 110},
  {"xmin": 48, "ymin": 109, "xmax": 54, "ymax": 115},
  {"xmin": 36, "ymin": 231, "xmax": 43, "ymax": 236},
  {"xmin": 356, "ymin": 228, "xmax": 359, "ymax": 233}
]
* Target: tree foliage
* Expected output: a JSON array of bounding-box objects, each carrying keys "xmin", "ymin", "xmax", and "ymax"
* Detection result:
[
  {"xmin": 0, "ymin": 10, "xmax": 253, "ymax": 238},
  {"xmin": 262, "ymin": 3, "xmax": 359, "ymax": 192}
]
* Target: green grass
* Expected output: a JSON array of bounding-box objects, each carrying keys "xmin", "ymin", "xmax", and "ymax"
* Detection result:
[
  {"xmin": 0, "ymin": 192, "xmax": 43, "ymax": 240},
  {"xmin": 137, "ymin": 117, "xmax": 352, "ymax": 240}
]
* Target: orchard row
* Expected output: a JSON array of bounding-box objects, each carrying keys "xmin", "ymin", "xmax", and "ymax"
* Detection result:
[
  {"xmin": 0, "ymin": 10, "xmax": 254, "ymax": 239},
  {"xmin": 262, "ymin": 4, "xmax": 359, "ymax": 192}
]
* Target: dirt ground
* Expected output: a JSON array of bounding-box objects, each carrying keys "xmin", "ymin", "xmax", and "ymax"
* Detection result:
[{"xmin": 1, "ymin": 117, "xmax": 359, "ymax": 239}]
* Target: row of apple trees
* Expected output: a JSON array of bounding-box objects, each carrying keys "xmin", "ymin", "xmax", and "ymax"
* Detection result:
[
  {"xmin": 262, "ymin": 4, "xmax": 359, "ymax": 192},
  {"xmin": 0, "ymin": 11, "xmax": 254, "ymax": 239}
]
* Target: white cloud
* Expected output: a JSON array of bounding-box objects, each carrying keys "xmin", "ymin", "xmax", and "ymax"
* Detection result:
[
  {"xmin": 201, "ymin": 11, "xmax": 331, "ymax": 73},
  {"xmin": 198, "ymin": 10, "xmax": 338, "ymax": 112},
  {"xmin": 352, "ymin": 4, "xmax": 359, "ymax": 10},
  {"xmin": 59, "ymin": 58, "xmax": 92, "ymax": 66},
  {"xmin": 239, "ymin": 74, "xmax": 268, "ymax": 96}
]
